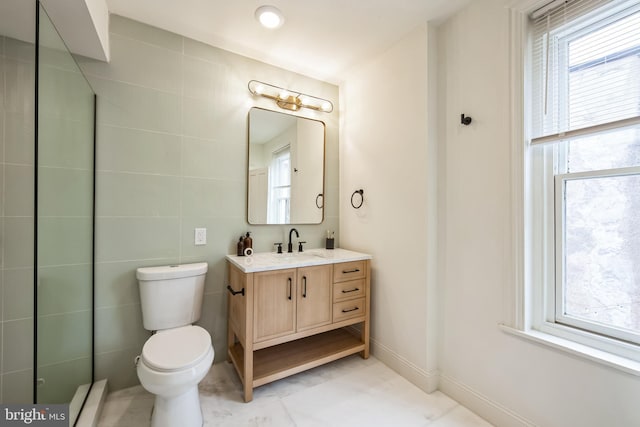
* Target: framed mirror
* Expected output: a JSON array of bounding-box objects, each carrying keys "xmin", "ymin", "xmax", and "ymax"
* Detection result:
[{"xmin": 248, "ymin": 107, "xmax": 325, "ymax": 224}]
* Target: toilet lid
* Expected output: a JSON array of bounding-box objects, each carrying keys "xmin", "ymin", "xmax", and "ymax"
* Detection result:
[{"xmin": 142, "ymin": 325, "xmax": 212, "ymax": 372}]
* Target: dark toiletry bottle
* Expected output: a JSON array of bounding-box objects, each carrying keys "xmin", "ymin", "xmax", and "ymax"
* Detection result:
[
  {"xmin": 244, "ymin": 232, "xmax": 253, "ymax": 250},
  {"xmin": 325, "ymin": 230, "xmax": 335, "ymax": 249},
  {"xmin": 237, "ymin": 236, "xmax": 245, "ymax": 256}
]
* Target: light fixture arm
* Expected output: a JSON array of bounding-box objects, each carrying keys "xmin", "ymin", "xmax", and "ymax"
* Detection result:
[{"xmin": 248, "ymin": 80, "xmax": 333, "ymax": 113}]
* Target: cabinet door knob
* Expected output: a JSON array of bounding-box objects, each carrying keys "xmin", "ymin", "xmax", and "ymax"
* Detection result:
[{"xmin": 287, "ymin": 278, "xmax": 292, "ymax": 300}]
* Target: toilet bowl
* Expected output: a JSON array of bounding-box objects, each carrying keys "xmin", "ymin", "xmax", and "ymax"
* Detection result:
[
  {"xmin": 136, "ymin": 325, "xmax": 214, "ymax": 427},
  {"xmin": 135, "ymin": 262, "xmax": 213, "ymax": 427}
]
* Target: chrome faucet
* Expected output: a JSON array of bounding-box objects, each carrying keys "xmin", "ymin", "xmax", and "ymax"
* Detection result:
[{"xmin": 287, "ymin": 228, "xmax": 299, "ymax": 253}]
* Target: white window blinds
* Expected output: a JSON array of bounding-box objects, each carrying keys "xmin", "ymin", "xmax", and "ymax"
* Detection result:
[{"xmin": 530, "ymin": 0, "xmax": 640, "ymax": 144}]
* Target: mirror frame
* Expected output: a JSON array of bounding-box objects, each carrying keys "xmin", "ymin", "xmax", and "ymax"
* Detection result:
[{"xmin": 247, "ymin": 107, "xmax": 326, "ymax": 225}]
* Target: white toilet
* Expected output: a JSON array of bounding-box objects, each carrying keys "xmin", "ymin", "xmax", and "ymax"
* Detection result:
[{"xmin": 135, "ymin": 262, "xmax": 214, "ymax": 427}]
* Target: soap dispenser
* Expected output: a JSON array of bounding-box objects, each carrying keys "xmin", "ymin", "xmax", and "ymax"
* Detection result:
[
  {"xmin": 244, "ymin": 232, "xmax": 253, "ymax": 250},
  {"xmin": 237, "ymin": 236, "xmax": 245, "ymax": 256}
]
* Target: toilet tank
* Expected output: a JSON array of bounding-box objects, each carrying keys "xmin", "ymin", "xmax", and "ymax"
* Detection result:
[{"xmin": 136, "ymin": 263, "xmax": 208, "ymax": 331}]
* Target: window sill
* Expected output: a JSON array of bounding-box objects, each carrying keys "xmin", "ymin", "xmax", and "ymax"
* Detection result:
[{"xmin": 499, "ymin": 324, "xmax": 640, "ymax": 376}]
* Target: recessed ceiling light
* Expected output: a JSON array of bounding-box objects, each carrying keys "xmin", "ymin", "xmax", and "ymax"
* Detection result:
[{"xmin": 255, "ymin": 5, "xmax": 285, "ymax": 29}]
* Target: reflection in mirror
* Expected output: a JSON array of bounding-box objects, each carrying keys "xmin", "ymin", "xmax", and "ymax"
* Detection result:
[{"xmin": 248, "ymin": 108, "xmax": 325, "ymax": 225}]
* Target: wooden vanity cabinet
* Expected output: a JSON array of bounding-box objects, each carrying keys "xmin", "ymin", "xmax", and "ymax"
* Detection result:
[
  {"xmin": 253, "ymin": 265, "xmax": 332, "ymax": 342},
  {"xmin": 226, "ymin": 258, "xmax": 370, "ymax": 402}
]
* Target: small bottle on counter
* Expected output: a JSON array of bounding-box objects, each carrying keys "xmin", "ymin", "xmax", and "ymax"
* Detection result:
[
  {"xmin": 325, "ymin": 230, "xmax": 335, "ymax": 250},
  {"xmin": 244, "ymin": 232, "xmax": 253, "ymax": 250},
  {"xmin": 237, "ymin": 236, "xmax": 245, "ymax": 256}
]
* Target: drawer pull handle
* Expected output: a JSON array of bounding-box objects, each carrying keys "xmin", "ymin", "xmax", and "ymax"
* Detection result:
[
  {"xmin": 341, "ymin": 287, "xmax": 360, "ymax": 293},
  {"xmin": 342, "ymin": 307, "xmax": 359, "ymax": 313},
  {"xmin": 288, "ymin": 278, "xmax": 292, "ymax": 300},
  {"xmin": 342, "ymin": 268, "xmax": 360, "ymax": 274},
  {"xmin": 226, "ymin": 285, "xmax": 245, "ymax": 296},
  {"xmin": 302, "ymin": 276, "xmax": 307, "ymax": 298}
]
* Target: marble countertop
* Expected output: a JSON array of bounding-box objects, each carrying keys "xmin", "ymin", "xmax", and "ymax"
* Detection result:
[{"xmin": 226, "ymin": 248, "xmax": 372, "ymax": 273}]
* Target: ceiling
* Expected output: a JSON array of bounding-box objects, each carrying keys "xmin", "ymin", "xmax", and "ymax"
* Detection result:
[{"xmin": 106, "ymin": 0, "xmax": 470, "ymax": 84}]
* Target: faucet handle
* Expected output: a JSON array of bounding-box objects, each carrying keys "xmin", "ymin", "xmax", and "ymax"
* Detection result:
[
  {"xmin": 298, "ymin": 241, "xmax": 307, "ymax": 252},
  {"xmin": 273, "ymin": 242, "xmax": 283, "ymax": 254}
]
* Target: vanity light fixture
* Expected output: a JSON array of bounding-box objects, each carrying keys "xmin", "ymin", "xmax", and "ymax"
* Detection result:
[
  {"xmin": 248, "ymin": 80, "xmax": 334, "ymax": 113},
  {"xmin": 255, "ymin": 5, "xmax": 285, "ymax": 29}
]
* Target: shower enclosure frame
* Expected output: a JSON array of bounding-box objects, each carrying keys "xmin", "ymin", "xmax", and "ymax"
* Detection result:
[{"xmin": 32, "ymin": 0, "xmax": 97, "ymax": 422}]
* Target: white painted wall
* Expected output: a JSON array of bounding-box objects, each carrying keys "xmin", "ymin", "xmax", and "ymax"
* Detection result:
[
  {"xmin": 263, "ymin": 126, "xmax": 296, "ymax": 168},
  {"xmin": 41, "ymin": 0, "xmax": 110, "ymax": 61},
  {"xmin": 341, "ymin": 0, "xmax": 640, "ymax": 425},
  {"xmin": 248, "ymin": 168, "xmax": 268, "ymax": 224},
  {"xmin": 84, "ymin": 0, "xmax": 109, "ymax": 59},
  {"xmin": 291, "ymin": 119, "xmax": 324, "ymax": 224},
  {"xmin": 436, "ymin": 1, "xmax": 640, "ymax": 426},
  {"xmin": 340, "ymin": 23, "xmax": 440, "ymax": 391}
]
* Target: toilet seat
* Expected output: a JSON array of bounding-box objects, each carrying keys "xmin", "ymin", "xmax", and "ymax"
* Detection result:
[{"xmin": 141, "ymin": 325, "xmax": 211, "ymax": 372}]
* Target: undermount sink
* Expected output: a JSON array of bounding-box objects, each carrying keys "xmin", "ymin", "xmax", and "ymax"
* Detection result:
[
  {"xmin": 304, "ymin": 249, "xmax": 334, "ymax": 259},
  {"xmin": 271, "ymin": 250, "xmax": 335, "ymax": 260},
  {"xmin": 268, "ymin": 252, "xmax": 316, "ymax": 262}
]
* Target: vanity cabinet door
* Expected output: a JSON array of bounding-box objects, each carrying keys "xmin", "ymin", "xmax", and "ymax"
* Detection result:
[
  {"xmin": 296, "ymin": 265, "xmax": 332, "ymax": 332},
  {"xmin": 254, "ymin": 269, "xmax": 296, "ymax": 343}
]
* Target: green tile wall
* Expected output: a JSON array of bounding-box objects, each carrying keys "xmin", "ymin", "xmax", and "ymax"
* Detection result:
[
  {"xmin": 1, "ymin": 27, "xmax": 95, "ymax": 404},
  {"xmin": 75, "ymin": 15, "xmax": 340, "ymax": 391},
  {"xmin": 1, "ymin": 35, "xmax": 36, "ymax": 403}
]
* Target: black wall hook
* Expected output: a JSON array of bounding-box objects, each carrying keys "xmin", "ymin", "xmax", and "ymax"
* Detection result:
[{"xmin": 461, "ymin": 114, "xmax": 472, "ymax": 126}]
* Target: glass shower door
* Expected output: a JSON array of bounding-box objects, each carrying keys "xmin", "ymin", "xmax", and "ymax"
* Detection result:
[{"xmin": 36, "ymin": 3, "xmax": 95, "ymax": 422}]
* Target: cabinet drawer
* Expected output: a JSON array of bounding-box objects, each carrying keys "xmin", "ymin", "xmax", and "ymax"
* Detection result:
[
  {"xmin": 333, "ymin": 261, "xmax": 366, "ymax": 282},
  {"xmin": 333, "ymin": 298, "xmax": 366, "ymax": 322},
  {"xmin": 333, "ymin": 279, "xmax": 365, "ymax": 303}
]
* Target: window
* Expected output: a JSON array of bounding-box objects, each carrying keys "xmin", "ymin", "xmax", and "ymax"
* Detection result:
[
  {"xmin": 267, "ymin": 146, "xmax": 291, "ymax": 224},
  {"xmin": 529, "ymin": 0, "xmax": 640, "ymax": 356}
]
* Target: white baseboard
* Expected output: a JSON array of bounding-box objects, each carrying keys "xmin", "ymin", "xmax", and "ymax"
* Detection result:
[
  {"xmin": 370, "ymin": 337, "xmax": 439, "ymax": 393},
  {"xmin": 439, "ymin": 374, "xmax": 536, "ymax": 427}
]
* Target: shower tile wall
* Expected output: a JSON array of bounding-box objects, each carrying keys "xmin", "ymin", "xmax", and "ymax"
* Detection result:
[
  {"xmin": 0, "ymin": 36, "xmax": 36, "ymax": 403},
  {"xmin": 76, "ymin": 16, "xmax": 339, "ymax": 392}
]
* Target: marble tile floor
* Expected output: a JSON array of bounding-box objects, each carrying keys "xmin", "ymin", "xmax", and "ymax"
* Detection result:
[{"xmin": 98, "ymin": 355, "xmax": 493, "ymax": 427}]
